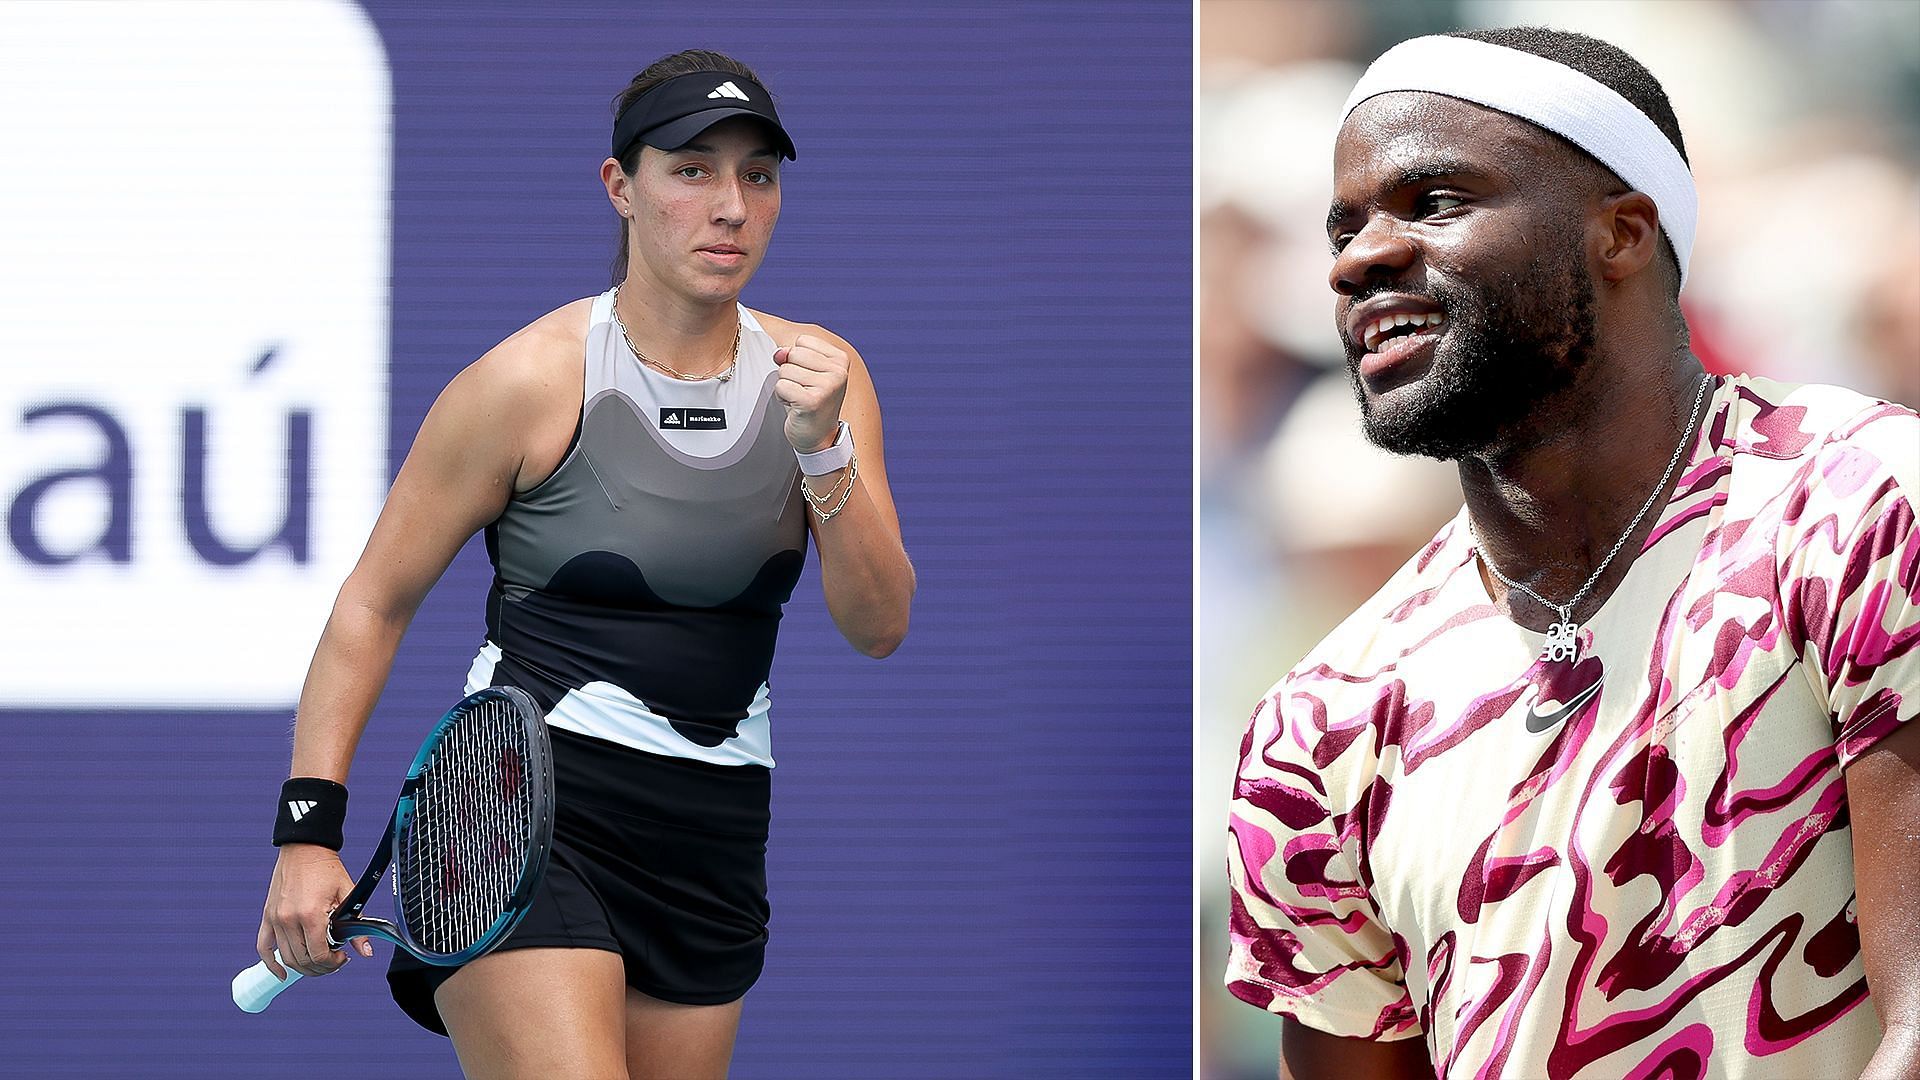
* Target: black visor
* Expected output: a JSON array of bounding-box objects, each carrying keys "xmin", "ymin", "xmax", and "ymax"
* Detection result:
[{"xmin": 611, "ymin": 71, "xmax": 797, "ymax": 162}]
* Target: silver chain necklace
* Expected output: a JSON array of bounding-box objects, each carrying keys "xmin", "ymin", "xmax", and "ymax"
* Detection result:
[
  {"xmin": 1473, "ymin": 374, "xmax": 1712, "ymax": 664},
  {"xmin": 609, "ymin": 283, "xmax": 738, "ymax": 383}
]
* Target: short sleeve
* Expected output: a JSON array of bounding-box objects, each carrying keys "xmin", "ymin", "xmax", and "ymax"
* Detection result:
[
  {"xmin": 1224, "ymin": 688, "xmax": 1422, "ymax": 1041},
  {"xmin": 1776, "ymin": 406, "xmax": 1920, "ymax": 767}
]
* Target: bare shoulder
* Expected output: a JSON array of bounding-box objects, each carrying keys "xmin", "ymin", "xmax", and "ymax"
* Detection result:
[
  {"xmin": 462, "ymin": 296, "xmax": 593, "ymax": 402},
  {"xmin": 749, "ymin": 308, "xmax": 860, "ymax": 356},
  {"xmin": 421, "ymin": 297, "xmax": 591, "ymax": 492}
]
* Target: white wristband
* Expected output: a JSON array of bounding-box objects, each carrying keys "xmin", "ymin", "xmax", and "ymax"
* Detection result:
[{"xmin": 796, "ymin": 420, "xmax": 853, "ymax": 476}]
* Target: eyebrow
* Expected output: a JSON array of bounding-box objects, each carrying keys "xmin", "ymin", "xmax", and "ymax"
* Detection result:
[
  {"xmin": 674, "ymin": 142, "xmax": 780, "ymax": 160},
  {"xmin": 1325, "ymin": 158, "xmax": 1497, "ymax": 237}
]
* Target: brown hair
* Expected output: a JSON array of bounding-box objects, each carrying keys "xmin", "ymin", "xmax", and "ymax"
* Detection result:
[{"xmin": 609, "ymin": 49, "xmax": 770, "ymax": 284}]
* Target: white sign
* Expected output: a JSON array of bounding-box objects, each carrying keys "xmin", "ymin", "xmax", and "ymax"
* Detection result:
[{"xmin": 0, "ymin": 1, "xmax": 390, "ymax": 706}]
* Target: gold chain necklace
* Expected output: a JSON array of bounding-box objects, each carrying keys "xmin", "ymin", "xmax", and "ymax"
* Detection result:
[{"xmin": 610, "ymin": 283, "xmax": 739, "ymax": 382}]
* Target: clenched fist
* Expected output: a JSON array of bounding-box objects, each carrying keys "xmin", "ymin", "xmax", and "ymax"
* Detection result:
[{"xmin": 773, "ymin": 334, "xmax": 849, "ymax": 453}]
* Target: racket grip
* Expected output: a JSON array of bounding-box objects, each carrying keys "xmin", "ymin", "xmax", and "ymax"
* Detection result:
[{"xmin": 232, "ymin": 953, "xmax": 303, "ymax": 1012}]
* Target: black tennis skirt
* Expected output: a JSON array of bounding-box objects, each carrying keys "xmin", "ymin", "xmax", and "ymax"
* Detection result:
[{"xmin": 387, "ymin": 726, "xmax": 772, "ymax": 1035}]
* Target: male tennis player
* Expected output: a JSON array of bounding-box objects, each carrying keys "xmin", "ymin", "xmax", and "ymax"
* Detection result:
[{"xmin": 1226, "ymin": 27, "xmax": 1919, "ymax": 1079}]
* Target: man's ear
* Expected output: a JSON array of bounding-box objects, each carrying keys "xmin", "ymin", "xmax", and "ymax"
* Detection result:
[{"xmin": 1595, "ymin": 190, "xmax": 1661, "ymax": 284}]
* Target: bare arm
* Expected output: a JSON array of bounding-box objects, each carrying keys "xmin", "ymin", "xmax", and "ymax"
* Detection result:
[
  {"xmin": 1281, "ymin": 1018, "xmax": 1434, "ymax": 1080},
  {"xmin": 259, "ymin": 325, "xmax": 568, "ymax": 979},
  {"xmin": 289, "ymin": 351, "xmax": 538, "ymax": 780},
  {"xmin": 803, "ymin": 337, "xmax": 912, "ymax": 656},
  {"xmin": 1849, "ymin": 720, "xmax": 1920, "ymax": 1080},
  {"xmin": 774, "ymin": 324, "xmax": 914, "ymax": 657}
]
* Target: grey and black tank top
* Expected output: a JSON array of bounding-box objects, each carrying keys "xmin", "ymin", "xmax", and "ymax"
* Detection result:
[{"xmin": 464, "ymin": 289, "xmax": 805, "ymax": 767}]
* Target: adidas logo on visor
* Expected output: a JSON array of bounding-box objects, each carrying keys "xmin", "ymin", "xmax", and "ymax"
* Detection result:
[{"xmin": 707, "ymin": 81, "xmax": 750, "ymax": 100}]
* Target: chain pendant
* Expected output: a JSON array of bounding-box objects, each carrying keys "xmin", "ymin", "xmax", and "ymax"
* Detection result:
[
  {"xmin": 1542, "ymin": 621, "xmax": 1579, "ymax": 663},
  {"xmin": 1472, "ymin": 375, "xmax": 1713, "ymax": 673}
]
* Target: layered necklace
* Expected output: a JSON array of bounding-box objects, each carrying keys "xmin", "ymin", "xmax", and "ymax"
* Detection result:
[
  {"xmin": 1472, "ymin": 373, "xmax": 1712, "ymax": 665},
  {"xmin": 610, "ymin": 283, "xmax": 739, "ymax": 382}
]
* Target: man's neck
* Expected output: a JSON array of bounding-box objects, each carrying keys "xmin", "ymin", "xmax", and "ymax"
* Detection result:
[{"xmin": 1457, "ymin": 336, "xmax": 1705, "ymax": 628}]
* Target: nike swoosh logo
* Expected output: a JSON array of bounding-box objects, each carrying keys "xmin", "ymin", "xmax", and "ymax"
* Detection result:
[{"xmin": 1525, "ymin": 678, "xmax": 1603, "ymax": 734}]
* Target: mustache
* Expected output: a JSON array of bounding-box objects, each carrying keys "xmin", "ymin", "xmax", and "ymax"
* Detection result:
[{"xmin": 1346, "ymin": 282, "xmax": 1447, "ymax": 309}]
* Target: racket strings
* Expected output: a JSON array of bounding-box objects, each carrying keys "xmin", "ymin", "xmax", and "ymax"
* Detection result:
[{"xmin": 396, "ymin": 698, "xmax": 539, "ymax": 957}]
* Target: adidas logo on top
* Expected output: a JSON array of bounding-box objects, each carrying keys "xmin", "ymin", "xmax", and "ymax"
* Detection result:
[
  {"xmin": 287, "ymin": 799, "xmax": 317, "ymax": 822},
  {"xmin": 707, "ymin": 81, "xmax": 750, "ymax": 101}
]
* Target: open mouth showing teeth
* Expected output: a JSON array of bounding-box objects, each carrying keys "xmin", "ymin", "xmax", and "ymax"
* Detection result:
[{"xmin": 1362, "ymin": 311, "xmax": 1446, "ymax": 352}]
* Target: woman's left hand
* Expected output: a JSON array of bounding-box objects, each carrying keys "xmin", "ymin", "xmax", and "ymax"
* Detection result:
[{"xmin": 774, "ymin": 334, "xmax": 850, "ymax": 453}]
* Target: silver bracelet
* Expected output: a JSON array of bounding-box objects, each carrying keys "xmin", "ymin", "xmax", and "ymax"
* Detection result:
[{"xmin": 801, "ymin": 453, "xmax": 858, "ymax": 522}]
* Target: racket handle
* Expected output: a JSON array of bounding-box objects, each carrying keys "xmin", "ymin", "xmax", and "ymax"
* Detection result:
[{"xmin": 232, "ymin": 953, "xmax": 303, "ymax": 1012}]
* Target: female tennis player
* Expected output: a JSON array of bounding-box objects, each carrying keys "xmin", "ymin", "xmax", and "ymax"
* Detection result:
[{"xmin": 255, "ymin": 49, "xmax": 913, "ymax": 1078}]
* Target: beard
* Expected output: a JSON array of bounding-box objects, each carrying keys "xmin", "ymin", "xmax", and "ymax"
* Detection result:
[{"xmin": 1344, "ymin": 235, "xmax": 1598, "ymax": 461}]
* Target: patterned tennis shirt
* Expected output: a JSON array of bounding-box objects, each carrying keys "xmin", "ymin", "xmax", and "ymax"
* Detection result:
[{"xmin": 1227, "ymin": 376, "xmax": 1919, "ymax": 1078}]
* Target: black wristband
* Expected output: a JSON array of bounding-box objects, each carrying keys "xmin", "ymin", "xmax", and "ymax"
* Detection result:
[{"xmin": 272, "ymin": 777, "xmax": 349, "ymax": 850}]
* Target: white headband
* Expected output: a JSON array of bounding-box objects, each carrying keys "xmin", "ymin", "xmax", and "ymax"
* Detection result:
[{"xmin": 1341, "ymin": 35, "xmax": 1696, "ymax": 287}]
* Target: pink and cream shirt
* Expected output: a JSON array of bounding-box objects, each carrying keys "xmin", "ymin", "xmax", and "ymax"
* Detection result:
[{"xmin": 1227, "ymin": 377, "xmax": 1919, "ymax": 1078}]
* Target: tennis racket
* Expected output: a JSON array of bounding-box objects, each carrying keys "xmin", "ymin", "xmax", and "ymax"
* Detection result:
[{"xmin": 232, "ymin": 685, "xmax": 555, "ymax": 1012}]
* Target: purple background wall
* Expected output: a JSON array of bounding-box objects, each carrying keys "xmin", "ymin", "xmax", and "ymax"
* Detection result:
[{"xmin": 0, "ymin": 3, "xmax": 1189, "ymax": 1075}]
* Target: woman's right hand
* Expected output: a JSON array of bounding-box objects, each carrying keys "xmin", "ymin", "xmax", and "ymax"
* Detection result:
[{"xmin": 257, "ymin": 844, "xmax": 374, "ymax": 978}]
